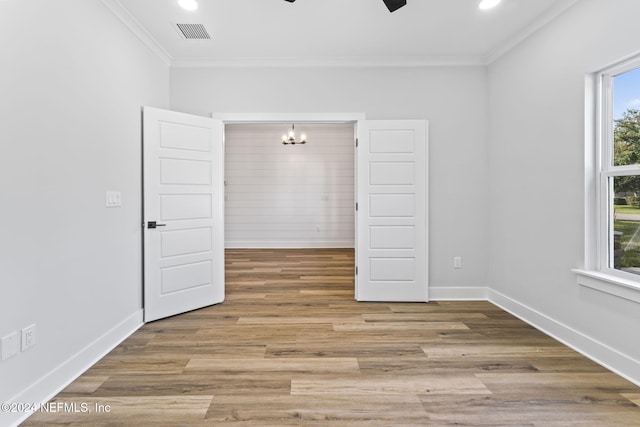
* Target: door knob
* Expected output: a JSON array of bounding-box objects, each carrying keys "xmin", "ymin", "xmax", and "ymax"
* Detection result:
[{"xmin": 147, "ymin": 221, "xmax": 166, "ymax": 229}]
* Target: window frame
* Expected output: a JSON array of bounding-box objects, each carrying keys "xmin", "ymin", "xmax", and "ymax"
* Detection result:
[
  {"xmin": 598, "ymin": 57, "xmax": 640, "ymax": 278},
  {"xmin": 575, "ymin": 55, "xmax": 640, "ymax": 303}
]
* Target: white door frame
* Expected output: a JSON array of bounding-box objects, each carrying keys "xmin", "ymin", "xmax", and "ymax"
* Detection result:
[
  {"xmin": 211, "ymin": 112, "xmax": 364, "ymax": 298},
  {"xmin": 212, "ymin": 113, "xmax": 367, "ymax": 124}
]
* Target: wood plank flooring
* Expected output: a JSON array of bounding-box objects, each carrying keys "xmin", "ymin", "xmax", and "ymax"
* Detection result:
[{"xmin": 22, "ymin": 248, "xmax": 640, "ymax": 426}]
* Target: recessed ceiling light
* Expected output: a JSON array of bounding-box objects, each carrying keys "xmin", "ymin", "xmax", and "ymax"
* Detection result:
[
  {"xmin": 178, "ymin": 0, "xmax": 198, "ymax": 11},
  {"xmin": 478, "ymin": 0, "xmax": 501, "ymax": 10}
]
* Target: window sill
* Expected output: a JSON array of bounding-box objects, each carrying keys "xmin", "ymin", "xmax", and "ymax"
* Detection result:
[{"xmin": 574, "ymin": 269, "xmax": 640, "ymax": 304}]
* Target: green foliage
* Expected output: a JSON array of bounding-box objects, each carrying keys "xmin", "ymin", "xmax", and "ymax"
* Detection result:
[{"xmin": 613, "ymin": 109, "xmax": 640, "ymax": 195}]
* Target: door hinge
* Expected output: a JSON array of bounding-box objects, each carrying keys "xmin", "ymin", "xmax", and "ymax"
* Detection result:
[
  {"xmin": 355, "ymin": 202, "xmax": 358, "ymax": 211},
  {"xmin": 355, "ymin": 266, "xmax": 358, "ymax": 275},
  {"xmin": 356, "ymin": 138, "xmax": 358, "ymax": 148}
]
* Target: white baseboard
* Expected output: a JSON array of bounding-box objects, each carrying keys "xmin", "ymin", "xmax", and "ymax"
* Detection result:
[
  {"xmin": 429, "ymin": 286, "xmax": 488, "ymax": 301},
  {"xmin": 4, "ymin": 310, "xmax": 143, "ymax": 427},
  {"xmin": 488, "ymin": 289, "xmax": 640, "ymax": 388},
  {"xmin": 225, "ymin": 240, "xmax": 355, "ymax": 249}
]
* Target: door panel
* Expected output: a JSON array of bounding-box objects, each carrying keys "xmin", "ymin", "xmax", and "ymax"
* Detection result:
[
  {"xmin": 143, "ymin": 107, "xmax": 224, "ymax": 322},
  {"xmin": 356, "ymin": 120, "xmax": 428, "ymax": 302}
]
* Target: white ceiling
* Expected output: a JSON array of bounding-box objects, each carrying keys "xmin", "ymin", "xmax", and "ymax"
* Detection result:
[{"xmin": 109, "ymin": 0, "xmax": 578, "ymax": 67}]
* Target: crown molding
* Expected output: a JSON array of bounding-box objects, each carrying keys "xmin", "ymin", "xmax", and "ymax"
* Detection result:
[
  {"xmin": 170, "ymin": 55, "xmax": 486, "ymax": 69},
  {"xmin": 100, "ymin": 0, "xmax": 578, "ymax": 69},
  {"xmin": 484, "ymin": 0, "xmax": 579, "ymax": 65},
  {"xmin": 99, "ymin": 0, "xmax": 172, "ymax": 66}
]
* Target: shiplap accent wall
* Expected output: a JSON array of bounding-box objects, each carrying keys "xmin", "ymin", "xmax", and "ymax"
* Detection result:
[{"xmin": 225, "ymin": 123, "xmax": 355, "ymax": 248}]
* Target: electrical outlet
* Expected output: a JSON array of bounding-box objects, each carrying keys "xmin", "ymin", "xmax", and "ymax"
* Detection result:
[
  {"xmin": 453, "ymin": 256, "xmax": 462, "ymax": 269},
  {"xmin": 1, "ymin": 332, "xmax": 19, "ymax": 361},
  {"xmin": 21, "ymin": 324, "xmax": 35, "ymax": 351}
]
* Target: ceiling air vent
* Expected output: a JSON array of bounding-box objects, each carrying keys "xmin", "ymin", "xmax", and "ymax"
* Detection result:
[{"xmin": 176, "ymin": 23, "xmax": 211, "ymax": 40}]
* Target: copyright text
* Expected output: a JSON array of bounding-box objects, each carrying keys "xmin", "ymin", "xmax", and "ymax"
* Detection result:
[{"xmin": 1, "ymin": 401, "xmax": 111, "ymax": 414}]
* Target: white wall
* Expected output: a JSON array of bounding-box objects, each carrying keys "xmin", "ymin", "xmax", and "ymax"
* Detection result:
[
  {"xmin": 225, "ymin": 123, "xmax": 355, "ymax": 248},
  {"xmin": 488, "ymin": 0, "xmax": 640, "ymax": 384},
  {"xmin": 0, "ymin": 1, "xmax": 168, "ymax": 424},
  {"xmin": 171, "ymin": 65, "xmax": 490, "ymax": 294}
]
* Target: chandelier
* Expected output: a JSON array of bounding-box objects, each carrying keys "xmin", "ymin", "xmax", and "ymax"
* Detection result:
[{"xmin": 282, "ymin": 124, "xmax": 307, "ymax": 145}]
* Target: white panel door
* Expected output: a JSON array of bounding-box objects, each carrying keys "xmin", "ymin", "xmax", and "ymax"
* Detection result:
[
  {"xmin": 356, "ymin": 120, "xmax": 428, "ymax": 301},
  {"xmin": 143, "ymin": 106, "xmax": 224, "ymax": 322}
]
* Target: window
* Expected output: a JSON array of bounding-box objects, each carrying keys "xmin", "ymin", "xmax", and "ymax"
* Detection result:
[
  {"xmin": 575, "ymin": 57, "xmax": 640, "ymax": 302},
  {"xmin": 599, "ymin": 58, "xmax": 640, "ymax": 277}
]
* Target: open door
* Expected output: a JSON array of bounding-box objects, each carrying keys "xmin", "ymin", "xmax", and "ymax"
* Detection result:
[
  {"xmin": 356, "ymin": 120, "xmax": 428, "ymax": 301},
  {"xmin": 143, "ymin": 107, "xmax": 224, "ymax": 322}
]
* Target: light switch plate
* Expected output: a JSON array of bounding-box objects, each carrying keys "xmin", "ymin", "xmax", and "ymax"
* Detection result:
[{"xmin": 105, "ymin": 191, "xmax": 122, "ymax": 207}]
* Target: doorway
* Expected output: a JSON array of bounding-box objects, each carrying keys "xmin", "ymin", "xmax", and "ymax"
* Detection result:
[{"xmin": 215, "ymin": 114, "xmax": 363, "ymax": 309}]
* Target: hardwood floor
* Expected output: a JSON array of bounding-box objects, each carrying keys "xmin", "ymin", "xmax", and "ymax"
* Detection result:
[{"xmin": 23, "ymin": 249, "xmax": 640, "ymax": 426}]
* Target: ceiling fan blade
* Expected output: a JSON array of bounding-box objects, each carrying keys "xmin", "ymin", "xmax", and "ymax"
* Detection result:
[
  {"xmin": 284, "ymin": 0, "xmax": 405, "ymax": 13},
  {"xmin": 382, "ymin": 0, "xmax": 407, "ymax": 12}
]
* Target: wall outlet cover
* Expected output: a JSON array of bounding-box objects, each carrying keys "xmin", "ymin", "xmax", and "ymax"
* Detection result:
[
  {"xmin": 454, "ymin": 256, "xmax": 462, "ymax": 269},
  {"xmin": 21, "ymin": 324, "xmax": 36, "ymax": 351}
]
